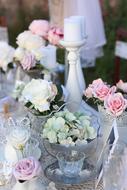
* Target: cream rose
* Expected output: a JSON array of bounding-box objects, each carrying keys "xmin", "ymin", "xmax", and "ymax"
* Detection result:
[
  {"xmin": 25, "ymin": 33, "xmax": 45, "ymax": 51},
  {"xmin": 7, "ymin": 128, "xmax": 30, "ymax": 149},
  {"xmin": 21, "ymin": 79, "xmax": 57, "ymax": 112},
  {"xmin": 16, "ymin": 31, "xmax": 31, "ymax": 48},
  {"xmin": 31, "ymin": 47, "xmax": 43, "ymax": 61},
  {"xmin": 104, "ymin": 93, "xmax": 127, "ymax": 116},
  {"xmin": 14, "ymin": 47, "xmax": 25, "ymax": 61},
  {"xmin": 16, "ymin": 31, "xmax": 45, "ymax": 51},
  {"xmin": 0, "ymin": 41, "xmax": 15, "ymax": 71}
]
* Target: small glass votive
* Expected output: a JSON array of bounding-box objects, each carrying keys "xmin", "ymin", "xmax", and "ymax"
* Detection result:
[
  {"xmin": 0, "ymin": 161, "xmax": 12, "ymax": 186},
  {"xmin": 57, "ymin": 151, "xmax": 85, "ymax": 177}
]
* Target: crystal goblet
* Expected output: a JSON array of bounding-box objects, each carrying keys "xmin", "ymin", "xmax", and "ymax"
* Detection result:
[{"xmin": 57, "ymin": 151, "xmax": 85, "ymax": 177}]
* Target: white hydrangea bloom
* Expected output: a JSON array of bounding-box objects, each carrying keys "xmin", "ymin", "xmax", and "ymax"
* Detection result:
[{"xmin": 43, "ymin": 109, "xmax": 97, "ymax": 145}]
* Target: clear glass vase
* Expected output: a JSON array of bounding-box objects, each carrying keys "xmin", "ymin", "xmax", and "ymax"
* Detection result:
[
  {"xmin": 98, "ymin": 105, "xmax": 115, "ymax": 143},
  {"xmin": 116, "ymin": 112, "xmax": 127, "ymax": 143},
  {"xmin": 27, "ymin": 111, "xmax": 49, "ymax": 133}
]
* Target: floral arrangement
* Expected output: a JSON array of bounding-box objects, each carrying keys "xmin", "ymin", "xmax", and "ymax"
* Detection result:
[
  {"xmin": 42, "ymin": 109, "xmax": 97, "ymax": 146},
  {"xmin": 0, "ymin": 41, "xmax": 15, "ymax": 72},
  {"xmin": 84, "ymin": 78, "xmax": 127, "ymax": 116},
  {"xmin": 14, "ymin": 31, "xmax": 45, "ymax": 71},
  {"xmin": 21, "ymin": 79, "xmax": 65, "ymax": 116},
  {"xmin": 14, "ymin": 19, "xmax": 63, "ymax": 72},
  {"xmin": 13, "ymin": 157, "xmax": 42, "ymax": 181}
]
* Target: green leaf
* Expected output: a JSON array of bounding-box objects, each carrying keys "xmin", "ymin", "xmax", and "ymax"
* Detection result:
[{"xmin": 54, "ymin": 85, "xmax": 63, "ymax": 101}]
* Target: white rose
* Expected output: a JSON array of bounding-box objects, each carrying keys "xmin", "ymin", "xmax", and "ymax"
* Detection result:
[
  {"xmin": 14, "ymin": 47, "xmax": 25, "ymax": 61},
  {"xmin": 22, "ymin": 79, "xmax": 57, "ymax": 112},
  {"xmin": 16, "ymin": 31, "xmax": 45, "ymax": 51},
  {"xmin": 7, "ymin": 128, "xmax": 30, "ymax": 149},
  {"xmin": 31, "ymin": 47, "xmax": 43, "ymax": 61},
  {"xmin": 25, "ymin": 32, "xmax": 45, "ymax": 51},
  {"xmin": 16, "ymin": 31, "xmax": 31, "ymax": 48},
  {"xmin": 0, "ymin": 41, "xmax": 15, "ymax": 71}
]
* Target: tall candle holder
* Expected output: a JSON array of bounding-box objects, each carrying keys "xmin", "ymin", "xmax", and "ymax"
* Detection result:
[
  {"xmin": 60, "ymin": 39, "xmax": 99, "ymax": 124},
  {"xmin": 60, "ymin": 39, "xmax": 86, "ymax": 112}
]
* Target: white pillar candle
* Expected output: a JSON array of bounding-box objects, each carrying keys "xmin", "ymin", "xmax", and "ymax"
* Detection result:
[
  {"xmin": 64, "ymin": 18, "xmax": 82, "ymax": 42},
  {"xmin": 70, "ymin": 16, "xmax": 86, "ymax": 38}
]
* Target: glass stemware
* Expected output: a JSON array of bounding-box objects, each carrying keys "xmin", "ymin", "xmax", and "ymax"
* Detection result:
[
  {"xmin": 0, "ymin": 161, "xmax": 13, "ymax": 186},
  {"xmin": 57, "ymin": 151, "xmax": 85, "ymax": 177}
]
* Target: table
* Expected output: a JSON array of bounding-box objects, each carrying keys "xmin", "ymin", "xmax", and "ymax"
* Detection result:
[{"xmin": 0, "ymin": 100, "xmax": 103, "ymax": 190}]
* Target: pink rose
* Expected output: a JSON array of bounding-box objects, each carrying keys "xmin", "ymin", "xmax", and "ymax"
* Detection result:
[
  {"xmin": 21, "ymin": 53, "xmax": 36, "ymax": 71},
  {"xmin": 13, "ymin": 157, "xmax": 42, "ymax": 181},
  {"xmin": 84, "ymin": 78, "xmax": 104, "ymax": 98},
  {"xmin": 116, "ymin": 80, "xmax": 127, "ymax": 93},
  {"xmin": 91, "ymin": 78, "xmax": 104, "ymax": 88},
  {"xmin": 93, "ymin": 85, "xmax": 116, "ymax": 101},
  {"xmin": 29, "ymin": 20, "xmax": 50, "ymax": 38},
  {"xmin": 47, "ymin": 26, "xmax": 64, "ymax": 46},
  {"xmin": 84, "ymin": 87, "xmax": 93, "ymax": 98},
  {"xmin": 104, "ymin": 93, "xmax": 127, "ymax": 116},
  {"xmin": 84, "ymin": 78, "xmax": 117, "ymax": 101},
  {"xmin": 93, "ymin": 84, "xmax": 111, "ymax": 101}
]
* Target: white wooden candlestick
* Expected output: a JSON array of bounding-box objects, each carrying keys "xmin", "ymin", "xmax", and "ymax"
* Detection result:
[
  {"xmin": 76, "ymin": 50, "xmax": 86, "ymax": 92},
  {"xmin": 60, "ymin": 39, "xmax": 86, "ymax": 112}
]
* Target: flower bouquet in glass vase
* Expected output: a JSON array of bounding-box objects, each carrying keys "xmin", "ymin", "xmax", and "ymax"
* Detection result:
[
  {"xmin": 14, "ymin": 30, "xmax": 49, "ymax": 80},
  {"xmin": 20, "ymin": 78, "xmax": 66, "ymax": 133},
  {"xmin": 84, "ymin": 78, "xmax": 127, "ymax": 143},
  {"xmin": 14, "ymin": 20, "xmax": 64, "ymax": 82},
  {"xmin": 42, "ymin": 109, "xmax": 98, "ymax": 158}
]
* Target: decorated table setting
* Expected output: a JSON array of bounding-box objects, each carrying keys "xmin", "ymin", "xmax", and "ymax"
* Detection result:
[{"xmin": 0, "ymin": 15, "xmax": 127, "ymax": 190}]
